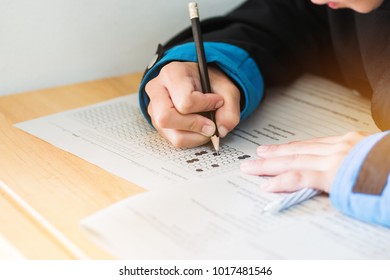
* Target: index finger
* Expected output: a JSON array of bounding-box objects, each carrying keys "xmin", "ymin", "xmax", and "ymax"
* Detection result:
[
  {"xmin": 148, "ymin": 86, "xmax": 216, "ymax": 135},
  {"xmin": 160, "ymin": 64, "xmax": 224, "ymax": 114}
]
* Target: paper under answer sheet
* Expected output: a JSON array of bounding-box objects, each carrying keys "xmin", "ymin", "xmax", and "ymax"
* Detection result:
[{"xmin": 81, "ymin": 177, "xmax": 390, "ymax": 259}]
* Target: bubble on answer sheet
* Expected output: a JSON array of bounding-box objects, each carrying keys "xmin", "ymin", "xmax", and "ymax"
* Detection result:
[{"xmin": 71, "ymin": 102, "xmax": 251, "ymax": 176}]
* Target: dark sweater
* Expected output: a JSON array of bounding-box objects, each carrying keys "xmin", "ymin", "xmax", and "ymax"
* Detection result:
[{"xmin": 162, "ymin": 0, "xmax": 390, "ymax": 129}]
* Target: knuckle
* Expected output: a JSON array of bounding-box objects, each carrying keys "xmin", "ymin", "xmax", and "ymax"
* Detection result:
[
  {"xmin": 153, "ymin": 111, "xmax": 171, "ymax": 128},
  {"xmin": 161, "ymin": 62, "xmax": 177, "ymax": 73},
  {"xmin": 343, "ymin": 131, "xmax": 366, "ymax": 141},
  {"xmin": 340, "ymin": 131, "xmax": 368, "ymax": 148},
  {"xmin": 159, "ymin": 66, "xmax": 174, "ymax": 84},
  {"xmin": 343, "ymin": 131, "xmax": 358, "ymax": 140},
  {"xmin": 160, "ymin": 62, "xmax": 184, "ymax": 83},
  {"xmin": 176, "ymin": 98, "xmax": 194, "ymax": 114},
  {"xmin": 335, "ymin": 142, "xmax": 353, "ymax": 152},
  {"xmin": 289, "ymin": 171, "xmax": 304, "ymax": 185}
]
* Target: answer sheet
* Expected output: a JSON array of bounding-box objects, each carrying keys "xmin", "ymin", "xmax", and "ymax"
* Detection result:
[{"xmin": 16, "ymin": 75, "xmax": 378, "ymax": 191}]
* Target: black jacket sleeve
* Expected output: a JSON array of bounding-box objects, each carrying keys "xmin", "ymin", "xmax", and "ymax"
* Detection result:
[{"xmin": 162, "ymin": 0, "xmax": 342, "ymax": 87}]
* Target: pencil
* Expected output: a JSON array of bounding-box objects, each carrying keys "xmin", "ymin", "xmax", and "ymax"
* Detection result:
[
  {"xmin": 188, "ymin": 2, "xmax": 220, "ymax": 154},
  {"xmin": 263, "ymin": 188, "xmax": 322, "ymax": 214}
]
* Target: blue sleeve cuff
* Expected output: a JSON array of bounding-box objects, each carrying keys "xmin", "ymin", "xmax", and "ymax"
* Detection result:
[
  {"xmin": 330, "ymin": 131, "xmax": 390, "ymax": 227},
  {"xmin": 138, "ymin": 42, "xmax": 264, "ymax": 126}
]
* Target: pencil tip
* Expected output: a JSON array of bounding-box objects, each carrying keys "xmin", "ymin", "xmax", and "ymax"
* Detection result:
[{"xmin": 211, "ymin": 135, "xmax": 220, "ymax": 154}]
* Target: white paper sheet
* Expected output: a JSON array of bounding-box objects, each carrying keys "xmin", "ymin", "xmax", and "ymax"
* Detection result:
[
  {"xmin": 15, "ymin": 75, "xmax": 378, "ymax": 191},
  {"xmin": 81, "ymin": 178, "xmax": 390, "ymax": 259}
]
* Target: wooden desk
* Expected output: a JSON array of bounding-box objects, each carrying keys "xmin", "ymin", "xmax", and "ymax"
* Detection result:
[{"xmin": 0, "ymin": 73, "xmax": 145, "ymax": 259}]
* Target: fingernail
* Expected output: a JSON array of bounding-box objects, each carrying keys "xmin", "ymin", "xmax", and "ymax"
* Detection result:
[
  {"xmin": 215, "ymin": 100, "xmax": 224, "ymax": 109},
  {"xmin": 218, "ymin": 125, "xmax": 228, "ymax": 138},
  {"xmin": 202, "ymin": 125, "xmax": 214, "ymax": 136}
]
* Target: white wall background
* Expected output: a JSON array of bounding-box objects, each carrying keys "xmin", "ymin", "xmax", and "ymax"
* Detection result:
[{"xmin": 0, "ymin": 0, "xmax": 244, "ymax": 96}]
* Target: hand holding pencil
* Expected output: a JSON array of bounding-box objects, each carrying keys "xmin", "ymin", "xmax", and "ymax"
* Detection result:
[{"xmin": 143, "ymin": 10, "xmax": 241, "ymax": 149}]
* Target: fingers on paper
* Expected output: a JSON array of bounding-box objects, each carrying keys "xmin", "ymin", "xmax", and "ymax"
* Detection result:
[
  {"xmin": 256, "ymin": 141, "xmax": 341, "ymax": 158},
  {"xmin": 240, "ymin": 133, "xmax": 365, "ymax": 193},
  {"xmin": 255, "ymin": 131, "xmax": 368, "ymax": 159},
  {"xmin": 240, "ymin": 154, "xmax": 336, "ymax": 193},
  {"xmin": 240, "ymin": 154, "xmax": 332, "ymax": 175},
  {"xmin": 260, "ymin": 170, "xmax": 326, "ymax": 193}
]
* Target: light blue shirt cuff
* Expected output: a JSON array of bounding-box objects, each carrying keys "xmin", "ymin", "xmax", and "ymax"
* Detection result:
[
  {"xmin": 330, "ymin": 131, "xmax": 390, "ymax": 226},
  {"xmin": 138, "ymin": 42, "xmax": 264, "ymax": 126}
]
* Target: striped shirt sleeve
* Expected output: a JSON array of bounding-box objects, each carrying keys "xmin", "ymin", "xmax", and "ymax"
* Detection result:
[{"xmin": 330, "ymin": 131, "xmax": 390, "ymax": 227}]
